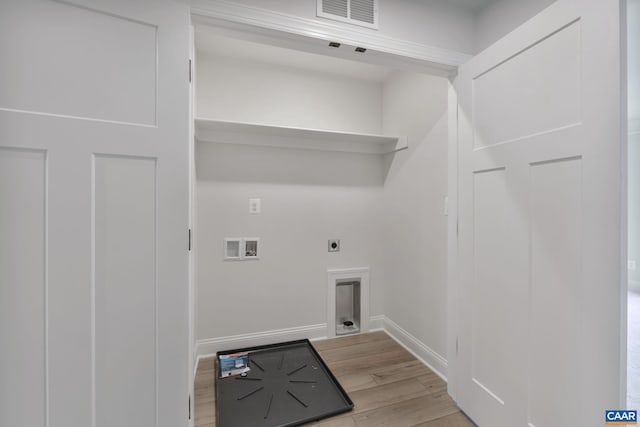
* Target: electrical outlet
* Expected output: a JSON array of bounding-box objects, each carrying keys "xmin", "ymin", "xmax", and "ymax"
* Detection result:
[
  {"xmin": 249, "ymin": 198, "xmax": 261, "ymax": 214},
  {"xmin": 328, "ymin": 239, "xmax": 340, "ymax": 252},
  {"xmin": 629, "ymin": 260, "xmax": 637, "ymax": 271}
]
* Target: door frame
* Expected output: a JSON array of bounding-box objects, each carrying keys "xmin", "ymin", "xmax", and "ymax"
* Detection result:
[
  {"xmin": 185, "ymin": 0, "xmax": 630, "ymax": 412},
  {"xmin": 446, "ymin": 82, "xmax": 461, "ymax": 402}
]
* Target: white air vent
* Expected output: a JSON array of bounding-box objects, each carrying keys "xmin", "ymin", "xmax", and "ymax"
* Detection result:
[{"xmin": 317, "ymin": 0, "xmax": 378, "ymax": 29}]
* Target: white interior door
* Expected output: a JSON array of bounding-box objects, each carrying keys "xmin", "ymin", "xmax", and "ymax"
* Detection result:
[
  {"xmin": 0, "ymin": 1, "xmax": 190, "ymax": 426},
  {"xmin": 455, "ymin": 1, "xmax": 624, "ymax": 426}
]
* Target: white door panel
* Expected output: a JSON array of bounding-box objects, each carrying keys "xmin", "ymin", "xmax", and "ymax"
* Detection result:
[
  {"xmin": 94, "ymin": 155, "xmax": 158, "ymax": 427},
  {"xmin": 0, "ymin": 148, "xmax": 47, "ymax": 427},
  {"xmin": 0, "ymin": 0, "xmax": 157, "ymax": 125},
  {"xmin": 0, "ymin": 1, "xmax": 190, "ymax": 427},
  {"xmin": 473, "ymin": 21, "xmax": 581, "ymax": 149},
  {"xmin": 455, "ymin": 1, "xmax": 623, "ymax": 425},
  {"xmin": 528, "ymin": 157, "xmax": 583, "ymax": 427}
]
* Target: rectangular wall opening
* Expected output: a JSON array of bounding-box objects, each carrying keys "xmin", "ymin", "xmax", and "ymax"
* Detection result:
[
  {"xmin": 335, "ymin": 279, "xmax": 361, "ymax": 336},
  {"xmin": 327, "ymin": 268, "xmax": 369, "ymax": 338}
]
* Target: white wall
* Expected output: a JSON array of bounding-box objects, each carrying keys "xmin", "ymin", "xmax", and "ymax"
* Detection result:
[
  {"xmin": 222, "ymin": 0, "xmax": 477, "ymax": 54},
  {"xmin": 196, "ymin": 144, "xmax": 385, "ymax": 340},
  {"xmin": 195, "ymin": 46, "xmax": 451, "ymax": 370},
  {"xmin": 381, "ymin": 71, "xmax": 450, "ymax": 371},
  {"xmin": 377, "ymin": 0, "xmax": 475, "ymax": 54},
  {"xmin": 630, "ymin": 134, "xmax": 640, "ymax": 289},
  {"xmin": 196, "ymin": 53, "xmax": 383, "ymax": 134},
  {"xmin": 195, "ymin": 52, "xmax": 388, "ymax": 345},
  {"xmin": 630, "ymin": 0, "xmax": 640, "ymax": 290},
  {"xmin": 473, "ymin": 0, "xmax": 555, "ymax": 53},
  {"xmin": 629, "ymin": 0, "xmax": 640, "ymax": 132},
  {"xmin": 194, "ymin": 24, "xmax": 452, "ymax": 369}
]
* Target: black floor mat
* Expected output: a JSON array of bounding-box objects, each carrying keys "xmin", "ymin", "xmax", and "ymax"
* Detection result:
[{"xmin": 216, "ymin": 339, "xmax": 353, "ymax": 427}]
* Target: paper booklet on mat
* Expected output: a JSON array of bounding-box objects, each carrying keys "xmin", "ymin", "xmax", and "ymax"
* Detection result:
[{"xmin": 218, "ymin": 352, "xmax": 250, "ymax": 378}]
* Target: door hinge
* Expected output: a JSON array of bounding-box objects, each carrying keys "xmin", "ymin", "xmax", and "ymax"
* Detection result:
[
  {"xmin": 456, "ymin": 220, "xmax": 459, "ymax": 238},
  {"xmin": 188, "ymin": 229, "xmax": 192, "ymax": 251},
  {"xmin": 188, "ymin": 394, "xmax": 191, "ymax": 420},
  {"xmin": 188, "ymin": 59, "xmax": 192, "ymax": 83}
]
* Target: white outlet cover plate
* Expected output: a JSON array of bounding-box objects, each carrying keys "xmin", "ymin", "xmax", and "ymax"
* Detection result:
[{"xmin": 249, "ymin": 198, "xmax": 261, "ymax": 214}]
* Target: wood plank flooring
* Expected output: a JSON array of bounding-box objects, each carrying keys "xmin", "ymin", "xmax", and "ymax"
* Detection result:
[{"xmin": 194, "ymin": 331, "xmax": 475, "ymax": 427}]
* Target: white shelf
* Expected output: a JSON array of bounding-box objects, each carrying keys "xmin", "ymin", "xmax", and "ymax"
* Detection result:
[{"xmin": 195, "ymin": 118, "xmax": 408, "ymax": 154}]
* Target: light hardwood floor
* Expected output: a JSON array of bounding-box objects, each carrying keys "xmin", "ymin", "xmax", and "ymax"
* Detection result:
[{"xmin": 194, "ymin": 331, "xmax": 475, "ymax": 427}]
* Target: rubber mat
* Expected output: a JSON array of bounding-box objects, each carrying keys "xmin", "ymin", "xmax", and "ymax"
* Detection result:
[{"xmin": 216, "ymin": 339, "xmax": 353, "ymax": 427}]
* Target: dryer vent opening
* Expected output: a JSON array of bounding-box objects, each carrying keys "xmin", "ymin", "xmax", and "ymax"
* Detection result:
[{"xmin": 336, "ymin": 279, "xmax": 361, "ymax": 335}]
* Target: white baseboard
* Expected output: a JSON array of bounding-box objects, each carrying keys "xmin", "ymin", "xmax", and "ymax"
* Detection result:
[
  {"xmin": 193, "ymin": 346, "xmax": 199, "ymax": 378},
  {"xmin": 196, "ymin": 315, "xmax": 386, "ymax": 363},
  {"xmin": 369, "ymin": 314, "xmax": 385, "ymax": 331},
  {"xmin": 194, "ymin": 315, "xmax": 448, "ymax": 384},
  {"xmin": 382, "ymin": 316, "xmax": 448, "ymax": 382},
  {"xmin": 195, "ymin": 323, "xmax": 328, "ymax": 370}
]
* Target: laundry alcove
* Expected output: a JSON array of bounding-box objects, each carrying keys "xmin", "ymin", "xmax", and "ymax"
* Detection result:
[{"xmin": 192, "ymin": 19, "xmax": 451, "ymax": 368}]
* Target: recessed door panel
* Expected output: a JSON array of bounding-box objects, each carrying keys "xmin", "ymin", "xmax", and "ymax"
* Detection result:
[
  {"xmin": 528, "ymin": 157, "xmax": 582, "ymax": 427},
  {"xmin": 0, "ymin": 148, "xmax": 47, "ymax": 427},
  {"xmin": 473, "ymin": 21, "xmax": 581, "ymax": 149},
  {"xmin": 471, "ymin": 168, "xmax": 513, "ymax": 408},
  {"xmin": 94, "ymin": 155, "xmax": 157, "ymax": 427},
  {"xmin": 0, "ymin": 0, "xmax": 157, "ymax": 125}
]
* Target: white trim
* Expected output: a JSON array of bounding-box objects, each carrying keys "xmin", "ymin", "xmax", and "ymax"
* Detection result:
[
  {"xmin": 629, "ymin": 280, "xmax": 640, "ymax": 292},
  {"xmin": 188, "ymin": 21, "xmax": 196, "ymax": 427},
  {"xmin": 0, "ymin": 107, "xmax": 157, "ymax": 129},
  {"xmin": 446, "ymin": 82, "xmax": 459, "ymax": 399},
  {"xmin": 472, "ymin": 378, "xmax": 505, "ymax": 406},
  {"xmin": 193, "ymin": 341, "xmax": 199, "ymax": 378},
  {"xmin": 383, "ymin": 316, "xmax": 448, "ymax": 382},
  {"xmin": 194, "ymin": 316, "xmax": 448, "ymax": 389},
  {"xmin": 368, "ymin": 314, "xmax": 384, "ymax": 331},
  {"xmin": 195, "ymin": 314, "xmax": 383, "ymax": 371},
  {"xmin": 189, "ymin": 0, "xmax": 471, "ymax": 70},
  {"xmin": 629, "ymin": 117, "xmax": 640, "ymax": 134},
  {"xmin": 195, "ymin": 323, "xmax": 327, "ymax": 363},
  {"xmin": 327, "ymin": 267, "xmax": 370, "ymax": 338}
]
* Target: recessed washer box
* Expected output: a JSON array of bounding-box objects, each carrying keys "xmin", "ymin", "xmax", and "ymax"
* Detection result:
[
  {"xmin": 244, "ymin": 238, "xmax": 259, "ymax": 259},
  {"xmin": 224, "ymin": 238, "xmax": 242, "ymax": 260},
  {"xmin": 224, "ymin": 238, "xmax": 260, "ymax": 260}
]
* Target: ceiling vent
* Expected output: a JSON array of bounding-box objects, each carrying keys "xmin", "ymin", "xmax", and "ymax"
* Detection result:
[{"xmin": 317, "ymin": 0, "xmax": 379, "ymax": 30}]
